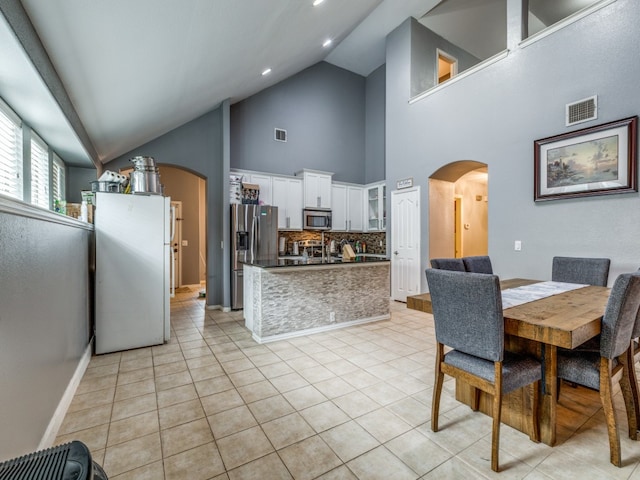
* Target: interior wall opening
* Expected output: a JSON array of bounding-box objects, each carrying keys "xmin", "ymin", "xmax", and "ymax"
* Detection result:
[
  {"xmin": 159, "ymin": 165, "xmax": 207, "ymax": 297},
  {"xmin": 119, "ymin": 164, "xmax": 207, "ymax": 298},
  {"xmin": 429, "ymin": 161, "xmax": 488, "ymax": 262},
  {"xmin": 437, "ymin": 49, "xmax": 458, "ymax": 84}
]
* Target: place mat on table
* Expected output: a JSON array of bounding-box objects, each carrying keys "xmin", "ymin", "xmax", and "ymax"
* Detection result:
[{"xmin": 501, "ymin": 281, "xmax": 588, "ymax": 309}]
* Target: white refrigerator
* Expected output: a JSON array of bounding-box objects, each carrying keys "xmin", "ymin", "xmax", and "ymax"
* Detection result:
[{"xmin": 95, "ymin": 192, "xmax": 172, "ymax": 354}]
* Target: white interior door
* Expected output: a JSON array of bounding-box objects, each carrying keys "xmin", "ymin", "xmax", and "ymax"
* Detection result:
[
  {"xmin": 170, "ymin": 201, "xmax": 183, "ymax": 292},
  {"xmin": 391, "ymin": 187, "xmax": 421, "ymax": 302}
]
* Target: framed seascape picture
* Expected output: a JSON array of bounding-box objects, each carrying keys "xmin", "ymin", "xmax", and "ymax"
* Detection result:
[{"xmin": 534, "ymin": 116, "xmax": 637, "ymax": 201}]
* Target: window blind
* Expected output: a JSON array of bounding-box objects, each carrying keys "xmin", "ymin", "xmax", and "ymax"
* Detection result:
[
  {"xmin": 0, "ymin": 100, "xmax": 23, "ymax": 200},
  {"xmin": 31, "ymin": 133, "xmax": 49, "ymax": 208},
  {"xmin": 52, "ymin": 154, "xmax": 65, "ymax": 203}
]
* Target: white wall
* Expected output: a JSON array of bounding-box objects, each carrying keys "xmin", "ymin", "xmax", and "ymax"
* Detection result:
[{"xmin": 387, "ymin": 0, "xmax": 640, "ymax": 290}]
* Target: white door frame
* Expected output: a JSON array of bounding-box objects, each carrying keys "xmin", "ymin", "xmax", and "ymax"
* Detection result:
[
  {"xmin": 391, "ymin": 186, "xmax": 421, "ymax": 302},
  {"xmin": 171, "ymin": 201, "xmax": 183, "ymax": 291}
]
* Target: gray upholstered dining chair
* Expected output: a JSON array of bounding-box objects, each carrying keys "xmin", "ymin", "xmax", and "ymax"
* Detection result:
[
  {"xmin": 624, "ymin": 270, "xmax": 640, "ymax": 440},
  {"xmin": 556, "ymin": 273, "xmax": 640, "ymax": 467},
  {"xmin": 429, "ymin": 257, "xmax": 465, "ymax": 271},
  {"xmin": 426, "ymin": 268, "xmax": 542, "ymax": 472},
  {"xmin": 462, "ymin": 255, "xmax": 493, "ymax": 274},
  {"xmin": 551, "ymin": 256, "xmax": 610, "ymax": 286}
]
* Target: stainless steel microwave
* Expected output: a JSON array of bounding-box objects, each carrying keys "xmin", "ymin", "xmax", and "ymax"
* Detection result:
[{"xmin": 303, "ymin": 208, "xmax": 332, "ymax": 230}]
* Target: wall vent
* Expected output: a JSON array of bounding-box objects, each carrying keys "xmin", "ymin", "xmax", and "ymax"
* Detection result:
[
  {"xmin": 274, "ymin": 128, "xmax": 287, "ymax": 142},
  {"xmin": 566, "ymin": 95, "xmax": 597, "ymax": 126}
]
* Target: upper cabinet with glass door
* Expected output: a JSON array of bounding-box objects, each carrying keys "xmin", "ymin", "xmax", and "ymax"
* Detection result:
[{"xmin": 366, "ymin": 182, "xmax": 386, "ymax": 232}]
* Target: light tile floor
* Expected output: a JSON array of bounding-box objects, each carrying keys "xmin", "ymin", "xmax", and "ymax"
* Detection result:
[{"xmin": 54, "ymin": 290, "xmax": 640, "ymax": 479}]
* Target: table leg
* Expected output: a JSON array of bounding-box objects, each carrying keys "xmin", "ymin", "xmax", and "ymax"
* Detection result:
[{"xmin": 540, "ymin": 344, "xmax": 557, "ymax": 446}]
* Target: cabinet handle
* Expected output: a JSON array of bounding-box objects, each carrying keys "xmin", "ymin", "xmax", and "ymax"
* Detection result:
[
  {"xmin": 317, "ymin": 196, "xmax": 321, "ymax": 208},
  {"xmin": 286, "ymin": 215, "xmax": 290, "ymax": 229},
  {"xmin": 349, "ymin": 220, "xmax": 351, "ymax": 231},
  {"xmin": 345, "ymin": 220, "xmax": 347, "ymax": 231}
]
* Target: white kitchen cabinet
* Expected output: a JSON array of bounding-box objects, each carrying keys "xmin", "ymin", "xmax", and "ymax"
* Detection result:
[
  {"xmin": 347, "ymin": 186, "xmax": 364, "ymax": 231},
  {"xmin": 272, "ymin": 176, "xmax": 303, "ymax": 230},
  {"xmin": 331, "ymin": 184, "xmax": 347, "ymax": 231},
  {"xmin": 297, "ymin": 170, "xmax": 333, "ymax": 209},
  {"xmin": 331, "ymin": 183, "xmax": 363, "ymax": 232},
  {"xmin": 366, "ymin": 182, "xmax": 386, "ymax": 231}
]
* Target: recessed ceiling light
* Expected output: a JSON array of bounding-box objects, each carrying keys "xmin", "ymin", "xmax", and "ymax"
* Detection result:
[
  {"xmin": 262, "ymin": 68, "xmax": 272, "ymax": 76},
  {"xmin": 313, "ymin": 0, "xmax": 324, "ymax": 6},
  {"xmin": 322, "ymin": 39, "xmax": 332, "ymax": 48}
]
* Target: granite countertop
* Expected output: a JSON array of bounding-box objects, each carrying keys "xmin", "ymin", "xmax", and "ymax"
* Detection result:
[{"xmin": 244, "ymin": 255, "xmax": 390, "ymax": 269}]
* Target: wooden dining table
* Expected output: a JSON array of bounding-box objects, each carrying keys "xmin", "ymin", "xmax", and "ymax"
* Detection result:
[{"xmin": 407, "ymin": 278, "xmax": 611, "ymax": 446}]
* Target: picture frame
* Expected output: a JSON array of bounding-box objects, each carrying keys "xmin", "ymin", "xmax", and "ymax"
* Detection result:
[{"xmin": 534, "ymin": 116, "xmax": 637, "ymax": 201}]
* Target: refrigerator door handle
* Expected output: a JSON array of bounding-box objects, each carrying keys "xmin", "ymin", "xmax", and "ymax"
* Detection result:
[
  {"xmin": 170, "ymin": 204, "xmax": 177, "ymax": 241},
  {"xmin": 170, "ymin": 245, "xmax": 176, "ymax": 298},
  {"xmin": 251, "ymin": 213, "xmax": 256, "ymax": 264}
]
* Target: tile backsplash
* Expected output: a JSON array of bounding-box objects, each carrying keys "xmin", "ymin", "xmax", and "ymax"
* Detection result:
[{"xmin": 278, "ymin": 230, "xmax": 386, "ymax": 255}]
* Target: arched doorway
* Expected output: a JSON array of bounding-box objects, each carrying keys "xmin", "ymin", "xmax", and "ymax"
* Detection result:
[
  {"xmin": 159, "ymin": 165, "xmax": 207, "ymax": 297},
  {"xmin": 119, "ymin": 163, "xmax": 208, "ymax": 299},
  {"xmin": 429, "ymin": 160, "xmax": 488, "ymax": 260}
]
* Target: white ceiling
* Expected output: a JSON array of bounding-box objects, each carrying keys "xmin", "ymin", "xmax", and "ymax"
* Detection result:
[{"xmin": 6, "ymin": 0, "xmax": 596, "ymax": 167}]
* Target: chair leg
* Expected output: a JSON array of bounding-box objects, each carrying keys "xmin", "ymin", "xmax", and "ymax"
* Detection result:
[
  {"xmin": 471, "ymin": 387, "xmax": 480, "ymax": 411},
  {"xmin": 627, "ymin": 343, "xmax": 640, "ymax": 436},
  {"xmin": 634, "ymin": 347, "xmax": 640, "ymax": 427},
  {"xmin": 619, "ymin": 350, "xmax": 638, "ymax": 440},
  {"xmin": 432, "ymin": 343, "xmax": 445, "ymax": 432},
  {"xmin": 600, "ymin": 358, "xmax": 622, "ymax": 467},
  {"xmin": 491, "ymin": 363, "xmax": 503, "ymax": 473}
]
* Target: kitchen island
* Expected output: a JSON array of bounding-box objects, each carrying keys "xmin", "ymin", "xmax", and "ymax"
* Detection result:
[{"xmin": 243, "ymin": 257, "xmax": 390, "ymax": 343}]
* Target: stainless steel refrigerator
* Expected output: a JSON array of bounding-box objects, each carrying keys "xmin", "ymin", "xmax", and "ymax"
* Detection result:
[{"xmin": 231, "ymin": 204, "xmax": 278, "ymax": 309}]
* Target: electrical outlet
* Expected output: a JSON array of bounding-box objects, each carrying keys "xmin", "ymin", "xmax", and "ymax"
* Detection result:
[
  {"xmin": 329, "ymin": 311, "xmax": 336, "ymax": 323},
  {"xmin": 514, "ymin": 240, "xmax": 522, "ymax": 251}
]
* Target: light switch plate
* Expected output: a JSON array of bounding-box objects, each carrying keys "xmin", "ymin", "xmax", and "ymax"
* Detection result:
[
  {"xmin": 181, "ymin": 240, "xmax": 188, "ymax": 247},
  {"xmin": 514, "ymin": 240, "xmax": 522, "ymax": 251}
]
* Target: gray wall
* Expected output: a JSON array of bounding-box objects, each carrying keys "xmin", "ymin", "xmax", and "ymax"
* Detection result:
[
  {"xmin": 104, "ymin": 108, "xmax": 225, "ymax": 306},
  {"xmin": 365, "ymin": 64, "xmax": 386, "ymax": 184},
  {"xmin": 231, "ymin": 61, "xmax": 367, "ymax": 184},
  {"xmin": 67, "ymin": 167, "xmax": 98, "ymax": 203},
  {"xmin": 386, "ymin": 0, "xmax": 640, "ymax": 290},
  {"xmin": 0, "ymin": 206, "xmax": 92, "ymax": 460},
  {"xmin": 410, "ymin": 17, "xmax": 480, "ymax": 97}
]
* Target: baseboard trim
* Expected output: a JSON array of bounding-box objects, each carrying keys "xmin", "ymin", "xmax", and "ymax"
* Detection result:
[
  {"xmin": 38, "ymin": 341, "xmax": 93, "ymax": 449},
  {"xmin": 205, "ymin": 304, "xmax": 224, "ymax": 311},
  {"xmin": 252, "ymin": 314, "xmax": 391, "ymax": 344}
]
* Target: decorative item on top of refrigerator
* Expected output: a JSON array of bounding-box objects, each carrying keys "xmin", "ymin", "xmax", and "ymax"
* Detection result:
[
  {"xmin": 230, "ymin": 174, "xmax": 242, "ymax": 204},
  {"xmin": 129, "ymin": 156, "xmax": 163, "ymax": 195},
  {"xmin": 91, "ymin": 169, "xmax": 127, "ymax": 193}
]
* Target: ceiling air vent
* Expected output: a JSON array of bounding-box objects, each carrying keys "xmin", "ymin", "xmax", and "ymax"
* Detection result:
[
  {"xmin": 274, "ymin": 128, "xmax": 287, "ymax": 142},
  {"xmin": 566, "ymin": 95, "xmax": 597, "ymax": 126}
]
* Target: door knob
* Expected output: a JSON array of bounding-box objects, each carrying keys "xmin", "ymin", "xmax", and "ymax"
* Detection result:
[{"xmin": 394, "ymin": 251, "xmax": 398, "ymax": 255}]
